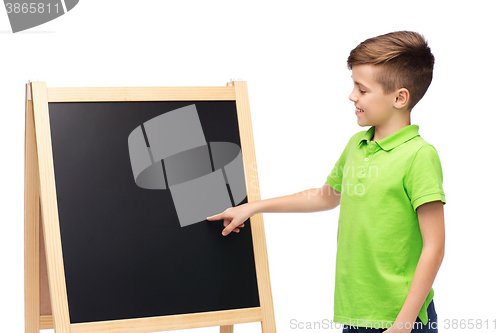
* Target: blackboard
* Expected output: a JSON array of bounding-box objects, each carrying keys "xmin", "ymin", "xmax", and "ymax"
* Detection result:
[
  {"xmin": 26, "ymin": 82, "xmax": 276, "ymax": 332},
  {"xmin": 48, "ymin": 101, "xmax": 260, "ymax": 323}
]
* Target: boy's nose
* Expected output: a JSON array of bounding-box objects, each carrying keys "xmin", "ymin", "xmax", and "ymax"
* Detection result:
[{"xmin": 349, "ymin": 90, "xmax": 357, "ymax": 102}]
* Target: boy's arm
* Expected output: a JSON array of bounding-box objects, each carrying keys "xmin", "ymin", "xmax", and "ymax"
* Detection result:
[
  {"xmin": 207, "ymin": 181, "xmax": 341, "ymax": 236},
  {"xmin": 386, "ymin": 200, "xmax": 445, "ymax": 332},
  {"xmin": 251, "ymin": 181, "xmax": 341, "ymax": 214}
]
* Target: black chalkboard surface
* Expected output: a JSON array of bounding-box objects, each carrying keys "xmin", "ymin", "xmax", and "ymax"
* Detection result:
[{"xmin": 48, "ymin": 101, "xmax": 260, "ymax": 324}]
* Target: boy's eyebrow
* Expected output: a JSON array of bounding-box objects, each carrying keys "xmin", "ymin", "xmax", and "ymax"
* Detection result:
[{"xmin": 351, "ymin": 75, "xmax": 368, "ymax": 88}]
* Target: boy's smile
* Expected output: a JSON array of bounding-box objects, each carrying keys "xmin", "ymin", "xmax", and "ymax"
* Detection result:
[{"xmin": 349, "ymin": 64, "xmax": 411, "ymax": 140}]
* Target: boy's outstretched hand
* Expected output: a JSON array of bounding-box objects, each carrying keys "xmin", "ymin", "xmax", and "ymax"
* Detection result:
[{"xmin": 206, "ymin": 204, "xmax": 254, "ymax": 236}]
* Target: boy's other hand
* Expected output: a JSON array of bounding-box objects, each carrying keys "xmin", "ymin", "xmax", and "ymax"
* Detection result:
[{"xmin": 206, "ymin": 204, "xmax": 253, "ymax": 236}]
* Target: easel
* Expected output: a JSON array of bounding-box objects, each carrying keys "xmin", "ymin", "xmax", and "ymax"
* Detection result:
[{"xmin": 24, "ymin": 81, "xmax": 276, "ymax": 333}]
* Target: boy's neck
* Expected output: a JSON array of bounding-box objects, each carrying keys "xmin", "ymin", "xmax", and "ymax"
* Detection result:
[{"xmin": 371, "ymin": 120, "xmax": 412, "ymax": 142}]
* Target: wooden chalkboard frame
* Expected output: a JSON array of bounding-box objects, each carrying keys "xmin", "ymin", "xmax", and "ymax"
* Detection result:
[{"xmin": 24, "ymin": 81, "xmax": 276, "ymax": 333}]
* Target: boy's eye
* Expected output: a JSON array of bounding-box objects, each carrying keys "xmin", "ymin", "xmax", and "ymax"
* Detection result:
[{"xmin": 359, "ymin": 88, "xmax": 366, "ymax": 94}]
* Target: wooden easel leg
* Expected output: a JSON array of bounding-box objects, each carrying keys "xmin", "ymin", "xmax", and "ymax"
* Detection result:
[
  {"xmin": 25, "ymin": 83, "xmax": 41, "ymax": 333},
  {"xmin": 220, "ymin": 325, "xmax": 234, "ymax": 333},
  {"xmin": 261, "ymin": 318, "xmax": 275, "ymax": 333},
  {"xmin": 32, "ymin": 81, "xmax": 72, "ymax": 333},
  {"xmin": 233, "ymin": 81, "xmax": 277, "ymax": 333},
  {"xmin": 40, "ymin": 216, "xmax": 54, "ymax": 329}
]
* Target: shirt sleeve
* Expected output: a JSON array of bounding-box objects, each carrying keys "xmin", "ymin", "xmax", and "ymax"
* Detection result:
[
  {"xmin": 404, "ymin": 144, "xmax": 446, "ymax": 211},
  {"xmin": 326, "ymin": 137, "xmax": 352, "ymax": 193}
]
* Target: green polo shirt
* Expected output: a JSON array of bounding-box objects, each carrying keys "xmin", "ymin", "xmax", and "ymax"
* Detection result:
[{"xmin": 326, "ymin": 124, "xmax": 446, "ymax": 329}]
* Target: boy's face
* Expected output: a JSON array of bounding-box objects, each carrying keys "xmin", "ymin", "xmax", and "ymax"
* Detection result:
[{"xmin": 349, "ymin": 64, "xmax": 405, "ymax": 127}]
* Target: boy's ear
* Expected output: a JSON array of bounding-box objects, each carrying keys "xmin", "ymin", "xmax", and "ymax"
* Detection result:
[{"xmin": 394, "ymin": 88, "xmax": 410, "ymax": 109}]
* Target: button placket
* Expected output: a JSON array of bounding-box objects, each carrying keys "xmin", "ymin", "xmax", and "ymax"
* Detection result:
[{"xmin": 359, "ymin": 142, "xmax": 376, "ymax": 185}]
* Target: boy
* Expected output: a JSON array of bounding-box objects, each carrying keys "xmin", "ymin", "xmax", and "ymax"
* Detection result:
[{"xmin": 207, "ymin": 31, "xmax": 445, "ymax": 333}]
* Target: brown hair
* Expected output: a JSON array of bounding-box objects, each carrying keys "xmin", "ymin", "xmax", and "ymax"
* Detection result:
[{"xmin": 347, "ymin": 31, "xmax": 434, "ymax": 111}]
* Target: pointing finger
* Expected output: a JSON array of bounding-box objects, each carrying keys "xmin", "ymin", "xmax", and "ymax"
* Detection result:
[{"xmin": 206, "ymin": 213, "xmax": 222, "ymax": 221}]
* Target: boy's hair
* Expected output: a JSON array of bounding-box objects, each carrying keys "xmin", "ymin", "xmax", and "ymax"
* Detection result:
[{"xmin": 347, "ymin": 31, "xmax": 434, "ymax": 111}]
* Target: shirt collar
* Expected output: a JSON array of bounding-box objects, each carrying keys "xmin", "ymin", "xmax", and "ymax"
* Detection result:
[{"xmin": 357, "ymin": 124, "xmax": 420, "ymax": 151}]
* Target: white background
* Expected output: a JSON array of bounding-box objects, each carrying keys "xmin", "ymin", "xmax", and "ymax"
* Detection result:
[{"xmin": 1, "ymin": 1, "xmax": 499, "ymax": 332}]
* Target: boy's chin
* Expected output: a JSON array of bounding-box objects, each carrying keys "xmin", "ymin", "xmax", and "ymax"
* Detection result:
[{"xmin": 356, "ymin": 119, "xmax": 372, "ymax": 127}]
